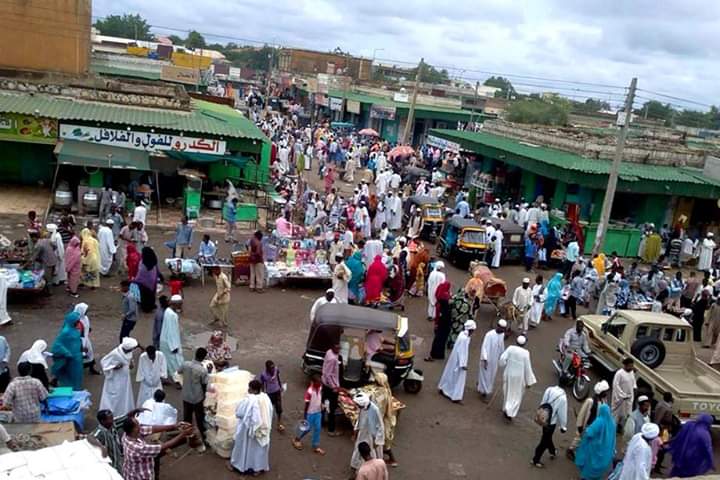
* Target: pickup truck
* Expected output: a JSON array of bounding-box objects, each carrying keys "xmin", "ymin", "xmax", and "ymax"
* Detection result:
[{"xmin": 581, "ymin": 310, "xmax": 720, "ymax": 423}]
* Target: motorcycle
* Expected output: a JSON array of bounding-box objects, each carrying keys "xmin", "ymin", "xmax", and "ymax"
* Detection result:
[{"xmin": 552, "ymin": 350, "xmax": 592, "ymax": 401}]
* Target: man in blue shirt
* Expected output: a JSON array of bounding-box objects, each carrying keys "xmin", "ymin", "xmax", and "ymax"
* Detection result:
[
  {"xmin": 455, "ymin": 198, "xmax": 470, "ymax": 218},
  {"xmin": 224, "ymin": 198, "xmax": 238, "ymax": 243},
  {"xmin": 164, "ymin": 216, "xmax": 193, "ymax": 258}
]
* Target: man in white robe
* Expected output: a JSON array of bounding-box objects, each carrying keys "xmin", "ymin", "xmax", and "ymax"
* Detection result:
[
  {"xmin": 160, "ymin": 295, "xmax": 184, "ymax": 383},
  {"xmin": 698, "ymin": 232, "xmax": 716, "ymax": 271},
  {"xmin": 618, "ymin": 423, "xmax": 658, "ymax": 480},
  {"xmin": 373, "ymin": 200, "xmax": 387, "ymax": 232},
  {"xmin": 499, "ymin": 335, "xmax": 536, "ymax": 419},
  {"xmin": 138, "ymin": 389, "xmax": 177, "ymax": 426},
  {"xmin": 512, "ymin": 278, "xmax": 533, "ymax": 333},
  {"xmin": 332, "ymin": 258, "xmax": 351, "ymax": 304},
  {"xmin": 427, "ymin": 261, "xmax": 446, "ymax": 319},
  {"xmin": 611, "ymin": 357, "xmax": 636, "ymax": 428},
  {"xmin": 350, "ymin": 393, "xmax": 384, "ymax": 470},
  {"xmin": 530, "ymin": 275, "xmax": 546, "ymax": 327},
  {"xmin": 438, "ymin": 320, "xmax": 476, "ymax": 402},
  {"xmin": 99, "ymin": 337, "xmax": 138, "ymax": 417},
  {"xmin": 310, "ymin": 289, "xmax": 337, "ymax": 326},
  {"xmin": 46, "ymin": 224, "xmax": 66, "ymax": 285},
  {"xmin": 363, "ymin": 236, "xmax": 384, "ymax": 266},
  {"xmin": 386, "ymin": 193, "xmax": 402, "ymax": 231},
  {"xmin": 135, "ymin": 346, "xmax": 167, "ymax": 407},
  {"xmin": 374, "ymin": 169, "xmax": 389, "ymax": 197},
  {"xmin": 491, "ymin": 227, "xmax": 504, "ymax": 269},
  {"xmin": 230, "ymin": 380, "xmax": 273, "ymax": 475},
  {"xmin": 98, "ymin": 219, "xmax": 117, "ymax": 276},
  {"xmin": 477, "ymin": 320, "xmax": 507, "ymax": 396},
  {"xmin": 518, "ymin": 203, "xmax": 529, "ymax": 226}
]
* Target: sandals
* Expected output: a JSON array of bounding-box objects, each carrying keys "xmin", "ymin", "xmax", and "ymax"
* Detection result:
[
  {"xmin": 313, "ymin": 447, "xmax": 326, "ymax": 455},
  {"xmin": 292, "ymin": 439, "xmax": 303, "ymax": 450},
  {"xmin": 277, "ymin": 424, "xmax": 285, "ymax": 433}
]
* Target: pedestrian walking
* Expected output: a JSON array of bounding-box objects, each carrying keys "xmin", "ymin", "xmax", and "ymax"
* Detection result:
[
  {"xmin": 531, "ymin": 384, "xmax": 567, "ymax": 468},
  {"xmin": 438, "ymin": 320, "xmax": 476, "ymax": 403},
  {"xmin": 500, "ymin": 335, "xmax": 536, "ymax": 419},
  {"xmin": 292, "ymin": 374, "xmax": 325, "ymax": 455}
]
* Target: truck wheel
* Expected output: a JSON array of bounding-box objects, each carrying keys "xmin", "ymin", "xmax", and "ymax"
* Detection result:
[
  {"xmin": 630, "ymin": 337, "xmax": 666, "ymax": 369},
  {"xmin": 404, "ymin": 379, "xmax": 422, "ymax": 394}
]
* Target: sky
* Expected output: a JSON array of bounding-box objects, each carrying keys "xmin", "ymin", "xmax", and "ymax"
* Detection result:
[{"xmin": 93, "ymin": 0, "xmax": 719, "ymax": 110}]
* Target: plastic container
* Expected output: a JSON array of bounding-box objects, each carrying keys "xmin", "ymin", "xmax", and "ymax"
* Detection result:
[{"xmin": 295, "ymin": 420, "xmax": 310, "ymax": 438}]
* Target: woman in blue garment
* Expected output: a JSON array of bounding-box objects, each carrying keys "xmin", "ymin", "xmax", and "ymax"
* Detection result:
[
  {"xmin": 544, "ymin": 272, "xmax": 564, "ymax": 317},
  {"xmin": 575, "ymin": 404, "xmax": 616, "ymax": 480},
  {"xmin": 668, "ymin": 413, "xmax": 715, "ymax": 478},
  {"xmin": 50, "ymin": 311, "xmax": 84, "ymax": 390},
  {"xmin": 346, "ymin": 250, "xmax": 365, "ymax": 304}
]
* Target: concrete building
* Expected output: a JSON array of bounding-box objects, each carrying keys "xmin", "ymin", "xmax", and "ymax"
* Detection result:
[
  {"xmin": 278, "ymin": 48, "xmax": 372, "ymax": 81},
  {"xmin": 0, "ymin": 0, "xmax": 92, "ymax": 75}
]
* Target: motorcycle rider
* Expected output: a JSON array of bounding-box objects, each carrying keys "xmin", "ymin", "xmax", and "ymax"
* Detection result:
[{"xmin": 560, "ymin": 320, "xmax": 591, "ymax": 373}]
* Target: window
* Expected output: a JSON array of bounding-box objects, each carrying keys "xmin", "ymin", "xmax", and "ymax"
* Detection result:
[
  {"xmin": 636, "ymin": 326, "xmax": 648, "ymax": 338},
  {"xmin": 663, "ymin": 328, "xmax": 675, "ymax": 342},
  {"xmin": 606, "ymin": 318, "xmax": 627, "ymax": 339},
  {"xmin": 637, "ymin": 326, "xmax": 663, "ymax": 340},
  {"xmin": 675, "ymin": 329, "xmax": 688, "ymax": 343}
]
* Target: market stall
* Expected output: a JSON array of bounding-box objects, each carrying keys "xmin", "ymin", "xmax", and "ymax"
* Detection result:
[
  {"xmin": 264, "ymin": 236, "xmax": 332, "ymax": 287},
  {"xmin": 338, "ymin": 384, "xmax": 406, "ymax": 425}
]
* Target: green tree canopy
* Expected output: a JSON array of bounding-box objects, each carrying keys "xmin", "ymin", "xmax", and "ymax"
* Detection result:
[
  {"xmin": 185, "ymin": 31, "xmax": 206, "ymax": 50},
  {"xmin": 573, "ymin": 98, "xmax": 611, "ymax": 113},
  {"xmin": 483, "ymin": 76, "xmax": 516, "ymax": 99},
  {"xmin": 94, "ymin": 14, "xmax": 152, "ymax": 40},
  {"xmin": 167, "ymin": 34, "xmax": 184, "ymax": 45},
  {"xmin": 223, "ymin": 45, "xmax": 277, "ymax": 71},
  {"xmin": 506, "ymin": 98, "xmax": 570, "ymax": 126}
]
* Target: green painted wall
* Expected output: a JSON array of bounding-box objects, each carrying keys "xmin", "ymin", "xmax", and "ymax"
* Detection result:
[
  {"xmin": 551, "ymin": 180, "xmax": 567, "ymax": 210},
  {"xmin": 635, "ymin": 195, "xmax": 668, "ymax": 226},
  {"xmin": 520, "ymin": 170, "xmax": 536, "ymax": 201},
  {"xmin": 590, "ymin": 190, "xmax": 605, "ymax": 222},
  {"xmin": 0, "ymin": 141, "xmax": 54, "ymax": 185}
]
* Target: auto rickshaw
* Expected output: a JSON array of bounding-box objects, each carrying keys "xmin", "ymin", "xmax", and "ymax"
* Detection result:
[
  {"xmin": 436, "ymin": 217, "xmax": 489, "ymax": 266},
  {"xmin": 302, "ymin": 304, "xmax": 423, "ymax": 393},
  {"xmin": 481, "ymin": 217, "xmax": 525, "ymax": 263},
  {"xmin": 403, "ymin": 194, "xmax": 444, "ymax": 242}
]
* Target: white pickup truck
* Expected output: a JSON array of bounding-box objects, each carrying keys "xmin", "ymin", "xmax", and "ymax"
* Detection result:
[{"xmin": 581, "ymin": 310, "xmax": 720, "ymax": 422}]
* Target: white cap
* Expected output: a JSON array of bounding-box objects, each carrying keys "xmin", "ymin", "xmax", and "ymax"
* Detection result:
[
  {"xmin": 353, "ymin": 392, "xmax": 370, "ymax": 408},
  {"xmin": 641, "ymin": 423, "xmax": 660, "ymax": 439},
  {"xmin": 594, "ymin": 380, "xmax": 610, "ymax": 395},
  {"xmin": 522, "ymin": 277, "xmax": 530, "ymax": 283},
  {"xmin": 170, "ymin": 294, "xmax": 183, "ymax": 303},
  {"xmin": 121, "ymin": 337, "xmax": 138, "ymax": 350},
  {"xmin": 464, "ymin": 320, "xmax": 477, "ymax": 331},
  {"xmin": 105, "ymin": 218, "xmax": 115, "ymax": 225},
  {"xmin": 45, "ymin": 223, "xmax": 57, "ymax": 232},
  {"xmin": 637, "ymin": 395, "xmax": 650, "ymax": 403},
  {"xmin": 682, "ymin": 308, "xmax": 693, "ymax": 317},
  {"xmin": 497, "ymin": 319, "xmax": 508, "ymax": 328},
  {"xmin": 435, "ymin": 261, "xmax": 445, "ymax": 270},
  {"xmin": 516, "ymin": 335, "xmax": 527, "ymax": 346},
  {"xmin": 326, "ymin": 288, "xmax": 335, "ymax": 294},
  {"xmin": 708, "ymin": 232, "xmax": 714, "ymax": 237}
]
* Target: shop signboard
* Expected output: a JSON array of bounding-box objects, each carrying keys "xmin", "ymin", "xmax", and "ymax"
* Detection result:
[
  {"xmin": 315, "ymin": 94, "xmax": 329, "ymax": 107},
  {"xmin": 59, "ymin": 124, "xmax": 227, "ymax": 155},
  {"xmin": 346, "ymin": 100, "xmax": 361, "ymax": 114},
  {"xmin": 393, "ymin": 92, "xmax": 409, "ymax": 103},
  {"xmin": 370, "ymin": 105, "xmax": 396, "ymax": 120},
  {"xmin": 427, "ymin": 134, "xmax": 460, "ymax": 152},
  {"xmin": 329, "ymin": 97, "xmax": 344, "ymax": 111},
  {"xmin": 171, "ymin": 51, "xmax": 213, "ymax": 70},
  {"xmin": 161, "ymin": 65, "xmax": 200, "ymax": 85},
  {"xmin": 0, "ymin": 113, "xmax": 58, "ymax": 144}
]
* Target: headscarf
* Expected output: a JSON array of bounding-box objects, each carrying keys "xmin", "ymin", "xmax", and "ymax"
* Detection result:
[
  {"xmin": 668, "ymin": 413, "xmax": 715, "ymax": 477},
  {"xmin": 18, "ymin": 340, "xmax": 48, "ymax": 368},
  {"xmin": 544, "ymin": 272, "xmax": 564, "ymax": 315},
  {"xmin": 435, "ymin": 281, "xmax": 452, "ymax": 302},
  {"xmin": 207, "ymin": 331, "xmax": 232, "ymax": 362},
  {"xmin": 80, "ymin": 228, "xmax": 100, "ymax": 270},
  {"xmin": 140, "ymin": 246, "xmax": 158, "ymax": 269},
  {"xmin": 372, "ymin": 371, "xmax": 398, "ymax": 445},
  {"xmin": 50, "ymin": 311, "xmax": 83, "ymax": 390},
  {"xmin": 64, "ymin": 236, "xmax": 81, "ymax": 273},
  {"xmin": 575, "ymin": 404, "xmax": 616, "ymax": 479},
  {"xmin": 134, "ymin": 247, "xmax": 159, "ymax": 290},
  {"xmin": 346, "ymin": 251, "xmax": 365, "ymax": 297}
]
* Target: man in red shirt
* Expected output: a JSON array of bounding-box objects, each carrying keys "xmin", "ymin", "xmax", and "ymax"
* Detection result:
[{"xmin": 249, "ymin": 230, "xmax": 265, "ymax": 293}]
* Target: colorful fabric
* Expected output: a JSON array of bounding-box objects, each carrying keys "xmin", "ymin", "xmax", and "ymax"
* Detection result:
[
  {"xmin": 122, "ymin": 426, "xmax": 162, "ymax": 480},
  {"xmin": 575, "ymin": 404, "xmax": 616, "ymax": 480},
  {"xmin": 50, "ymin": 312, "xmax": 83, "ymax": 390},
  {"xmin": 2, "ymin": 376, "xmax": 48, "ymax": 422},
  {"xmin": 544, "ymin": 273, "xmax": 564, "ymax": 315},
  {"xmin": 668, "ymin": 413, "xmax": 715, "ymax": 477},
  {"xmin": 448, "ymin": 290, "xmax": 472, "ymax": 347},
  {"xmin": 365, "ymin": 256, "xmax": 388, "ymax": 303}
]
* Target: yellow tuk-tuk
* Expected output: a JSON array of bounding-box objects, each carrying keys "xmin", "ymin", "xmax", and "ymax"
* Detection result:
[
  {"xmin": 436, "ymin": 217, "xmax": 489, "ymax": 266},
  {"xmin": 403, "ymin": 195, "xmax": 444, "ymax": 241}
]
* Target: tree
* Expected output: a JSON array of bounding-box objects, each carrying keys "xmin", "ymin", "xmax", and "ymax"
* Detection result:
[
  {"xmin": 636, "ymin": 100, "xmax": 673, "ymax": 122},
  {"xmin": 224, "ymin": 45, "xmax": 277, "ymax": 71},
  {"xmin": 506, "ymin": 98, "xmax": 570, "ymax": 126},
  {"xmin": 94, "ymin": 14, "xmax": 152, "ymax": 40},
  {"xmin": 574, "ymin": 98, "xmax": 611, "ymax": 113},
  {"xmin": 167, "ymin": 34, "xmax": 184, "ymax": 45},
  {"xmin": 185, "ymin": 30, "xmax": 206, "ymax": 50},
  {"xmin": 411, "ymin": 61, "xmax": 448, "ymax": 84},
  {"xmin": 483, "ymin": 76, "xmax": 516, "ymax": 99}
]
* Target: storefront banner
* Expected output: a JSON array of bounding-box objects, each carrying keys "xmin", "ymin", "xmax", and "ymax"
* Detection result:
[
  {"xmin": 370, "ymin": 105, "xmax": 396, "ymax": 120},
  {"xmin": 427, "ymin": 134, "xmax": 460, "ymax": 152},
  {"xmin": 0, "ymin": 113, "xmax": 58, "ymax": 143},
  {"xmin": 314, "ymin": 93, "xmax": 329, "ymax": 107},
  {"xmin": 346, "ymin": 100, "xmax": 361, "ymax": 114},
  {"xmin": 329, "ymin": 97, "xmax": 344, "ymax": 111},
  {"xmin": 59, "ymin": 124, "xmax": 227, "ymax": 155},
  {"xmin": 161, "ymin": 65, "xmax": 200, "ymax": 85}
]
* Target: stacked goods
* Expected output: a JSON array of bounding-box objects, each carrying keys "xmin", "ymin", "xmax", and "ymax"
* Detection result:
[{"xmin": 203, "ymin": 368, "xmax": 254, "ymax": 458}]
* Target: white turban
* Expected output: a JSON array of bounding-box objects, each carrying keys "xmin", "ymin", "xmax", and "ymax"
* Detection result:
[
  {"xmin": 326, "ymin": 288, "xmax": 335, "ymax": 294},
  {"xmin": 170, "ymin": 294, "xmax": 183, "ymax": 303},
  {"xmin": 516, "ymin": 335, "xmax": 527, "ymax": 346},
  {"xmin": 522, "ymin": 277, "xmax": 530, "ymax": 283},
  {"xmin": 434, "ymin": 261, "xmax": 445, "ymax": 270},
  {"xmin": 593, "ymin": 380, "xmax": 610, "ymax": 395},
  {"xmin": 641, "ymin": 422, "xmax": 660, "ymax": 439},
  {"xmin": 105, "ymin": 218, "xmax": 115, "ymax": 225},
  {"xmin": 497, "ymin": 319, "xmax": 508, "ymax": 328},
  {"xmin": 353, "ymin": 392, "xmax": 370, "ymax": 408},
  {"xmin": 464, "ymin": 320, "xmax": 477, "ymax": 331},
  {"xmin": 121, "ymin": 337, "xmax": 138, "ymax": 350},
  {"xmin": 46, "ymin": 224, "xmax": 57, "ymax": 233}
]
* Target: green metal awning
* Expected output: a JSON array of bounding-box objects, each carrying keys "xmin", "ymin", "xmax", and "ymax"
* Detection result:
[
  {"xmin": 164, "ymin": 150, "xmax": 251, "ymax": 169},
  {"xmin": 54, "ymin": 140, "xmax": 151, "ymax": 170}
]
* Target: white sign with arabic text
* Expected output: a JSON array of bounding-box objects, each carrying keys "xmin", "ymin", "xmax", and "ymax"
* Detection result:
[{"xmin": 59, "ymin": 124, "xmax": 227, "ymax": 155}]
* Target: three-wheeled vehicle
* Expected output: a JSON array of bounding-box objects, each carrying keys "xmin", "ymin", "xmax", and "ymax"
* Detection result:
[
  {"xmin": 302, "ymin": 304, "xmax": 424, "ymax": 393},
  {"xmin": 481, "ymin": 217, "xmax": 525, "ymax": 263},
  {"xmin": 401, "ymin": 166, "xmax": 430, "ymax": 185},
  {"xmin": 436, "ymin": 217, "xmax": 489, "ymax": 266},
  {"xmin": 403, "ymin": 195, "xmax": 444, "ymax": 241}
]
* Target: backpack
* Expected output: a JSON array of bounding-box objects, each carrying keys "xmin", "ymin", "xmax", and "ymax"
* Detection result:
[{"xmin": 534, "ymin": 403, "xmax": 553, "ymax": 426}]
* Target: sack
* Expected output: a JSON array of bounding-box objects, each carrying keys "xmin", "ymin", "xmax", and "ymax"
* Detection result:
[{"xmin": 534, "ymin": 403, "xmax": 553, "ymax": 426}]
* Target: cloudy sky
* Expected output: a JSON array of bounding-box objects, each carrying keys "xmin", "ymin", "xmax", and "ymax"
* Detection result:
[{"xmin": 93, "ymin": 0, "xmax": 718, "ymax": 110}]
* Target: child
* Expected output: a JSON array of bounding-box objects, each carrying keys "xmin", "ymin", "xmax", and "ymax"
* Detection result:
[
  {"xmin": 258, "ymin": 360, "xmax": 285, "ymax": 432},
  {"xmin": 292, "ymin": 374, "xmax": 325, "ymax": 455}
]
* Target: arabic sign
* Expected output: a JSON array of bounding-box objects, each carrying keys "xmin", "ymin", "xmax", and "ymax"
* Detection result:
[
  {"xmin": 329, "ymin": 97, "xmax": 344, "ymax": 112},
  {"xmin": 369, "ymin": 105, "xmax": 396, "ymax": 120},
  {"xmin": 426, "ymin": 134, "xmax": 460, "ymax": 153},
  {"xmin": 393, "ymin": 92, "xmax": 409, "ymax": 103},
  {"xmin": 346, "ymin": 100, "xmax": 360, "ymax": 114},
  {"xmin": 161, "ymin": 65, "xmax": 200, "ymax": 85},
  {"xmin": 59, "ymin": 124, "xmax": 227, "ymax": 155},
  {"xmin": 0, "ymin": 113, "xmax": 58, "ymax": 144}
]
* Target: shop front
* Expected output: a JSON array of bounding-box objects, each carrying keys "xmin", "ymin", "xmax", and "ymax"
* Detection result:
[{"xmin": 0, "ymin": 113, "xmax": 59, "ymax": 185}]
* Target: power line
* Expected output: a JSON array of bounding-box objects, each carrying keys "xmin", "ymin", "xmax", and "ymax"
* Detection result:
[{"xmin": 636, "ymin": 88, "xmax": 713, "ymax": 109}]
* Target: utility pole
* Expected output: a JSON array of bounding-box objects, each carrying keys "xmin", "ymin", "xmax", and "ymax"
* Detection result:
[
  {"xmin": 468, "ymin": 80, "xmax": 480, "ymax": 130},
  {"xmin": 400, "ymin": 57, "xmax": 423, "ymax": 145},
  {"xmin": 264, "ymin": 46, "xmax": 275, "ymax": 117},
  {"xmin": 592, "ymin": 77, "xmax": 637, "ymax": 256}
]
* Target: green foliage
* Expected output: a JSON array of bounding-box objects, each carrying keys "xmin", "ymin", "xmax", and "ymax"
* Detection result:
[
  {"xmin": 634, "ymin": 100, "xmax": 720, "ymax": 129},
  {"xmin": 483, "ymin": 76, "xmax": 516, "ymax": 99},
  {"xmin": 418, "ymin": 64, "xmax": 449, "ymax": 84},
  {"xmin": 637, "ymin": 100, "xmax": 673, "ymax": 121},
  {"xmin": 506, "ymin": 98, "xmax": 570, "ymax": 126},
  {"xmin": 167, "ymin": 34, "xmax": 184, "ymax": 45},
  {"xmin": 185, "ymin": 31, "xmax": 206, "ymax": 50},
  {"xmin": 573, "ymin": 98, "xmax": 611, "ymax": 113},
  {"xmin": 223, "ymin": 45, "xmax": 277, "ymax": 71},
  {"xmin": 93, "ymin": 14, "xmax": 152, "ymax": 40}
]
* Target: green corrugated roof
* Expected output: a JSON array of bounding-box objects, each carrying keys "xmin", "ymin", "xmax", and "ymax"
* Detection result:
[
  {"xmin": 91, "ymin": 64, "xmax": 162, "ymax": 81},
  {"xmin": 431, "ymin": 128, "xmax": 720, "ymax": 198},
  {"xmin": 328, "ymin": 89, "xmax": 473, "ymax": 118},
  {"xmin": 0, "ymin": 91, "xmax": 266, "ymax": 140}
]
